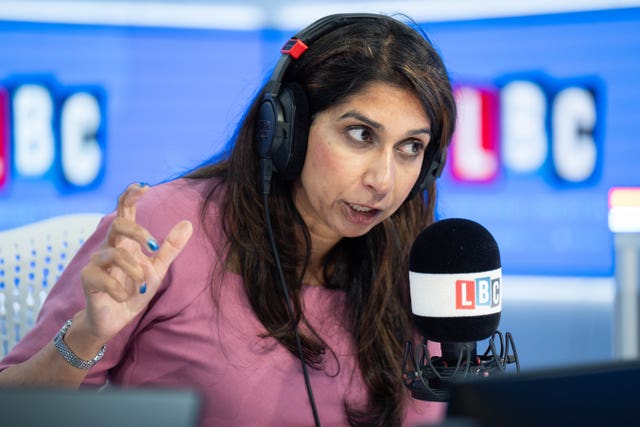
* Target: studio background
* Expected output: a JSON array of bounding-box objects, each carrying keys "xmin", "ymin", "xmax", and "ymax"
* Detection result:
[{"xmin": 1, "ymin": 0, "xmax": 639, "ymax": 371}]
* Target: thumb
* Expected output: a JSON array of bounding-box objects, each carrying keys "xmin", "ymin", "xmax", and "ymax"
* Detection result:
[{"xmin": 151, "ymin": 220, "xmax": 194, "ymax": 277}]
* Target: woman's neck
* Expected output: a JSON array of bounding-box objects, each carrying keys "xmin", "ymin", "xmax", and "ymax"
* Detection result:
[{"xmin": 299, "ymin": 227, "xmax": 340, "ymax": 287}]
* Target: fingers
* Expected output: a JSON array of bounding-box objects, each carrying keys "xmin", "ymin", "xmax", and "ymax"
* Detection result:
[
  {"xmin": 88, "ymin": 220, "xmax": 193, "ymax": 299},
  {"xmin": 91, "ymin": 247, "xmax": 145, "ymax": 283},
  {"xmin": 108, "ymin": 183, "xmax": 159, "ymax": 254},
  {"xmin": 83, "ymin": 248, "xmax": 146, "ymax": 301},
  {"xmin": 85, "ymin": 182, "xmax": 193, "ymax": 305},
  {"xmin": 106, "ymin": 216, "xmax": 159, "ymax": 255},
  {"xmin": 117, "ymin": 182, "xmax": 149, "ymax": 222},
  {"xmin": 151, "ymin": 220, "xmax": 194, "ymax": 278},
  {"xmin": 84, "ymin": 220, "xmax": 192, "ymax": 302},
  {"xmin": 82, "ymin": 264, "xmax": 133, "ymax": 302}
]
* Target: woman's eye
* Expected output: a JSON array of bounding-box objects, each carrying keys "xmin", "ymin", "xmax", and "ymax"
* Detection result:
[
  {"xmin": 347, "ymin": 126, "xmax": 373, "ymax": 143},
  {"xmin": 398, "ymin": 141, "xmax": 426, "ymax": 157}
]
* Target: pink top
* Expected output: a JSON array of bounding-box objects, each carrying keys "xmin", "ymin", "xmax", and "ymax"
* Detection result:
[{"xmin": 0, "ymin": 178, "xmax": 445, "ymax": 426}]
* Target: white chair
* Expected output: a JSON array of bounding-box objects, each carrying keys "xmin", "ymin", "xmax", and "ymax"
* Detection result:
[{"xmin": 0, "ymin": 213, "xmax": 103, "ymax": 357}]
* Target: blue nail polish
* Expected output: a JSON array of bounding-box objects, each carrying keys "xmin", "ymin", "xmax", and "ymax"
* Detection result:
[
  {"xmin": 147, "ymin": 238, "xmax": 159, "ymax": 252},
  {"xmin": 139, "ymin": 182, "xmax": 149, "ymax": 187},
  {"xmin": 139, "ymin": 283, "xmax": 147, "ymax": 294}
]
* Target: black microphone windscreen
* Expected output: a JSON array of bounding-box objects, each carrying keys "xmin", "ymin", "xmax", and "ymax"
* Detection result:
[
  {"xmin": 409, "ymin": 218, "xmax": 502, "ymax": 342},
  {"xmin": 410, "ymin": 218, "xmax": 501, "ymax": 274}
]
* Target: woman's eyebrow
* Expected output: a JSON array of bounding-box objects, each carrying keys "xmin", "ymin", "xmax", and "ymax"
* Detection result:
[
  {"xmin": 338, "ymin": 110, "xmax": 382, "ymax": 129},
  {"xmin": 408, "ymin": 128, "xmax": 432, "ymax": 137},
  {"xmin": 338, "ymin": 110, "xmax": 431, "ymax": 137}
]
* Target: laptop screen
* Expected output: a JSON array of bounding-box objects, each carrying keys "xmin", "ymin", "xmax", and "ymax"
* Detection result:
[
  {"xmin": 445, "ymin": 360, "xmax": 639, "ymax": 427},
  {"xmin": 0, "ymin": 386, "xmax": 201, "ymax": 427}
]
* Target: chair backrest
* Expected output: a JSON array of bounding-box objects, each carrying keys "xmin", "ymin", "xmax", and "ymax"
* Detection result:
[{"xmin": 0, "ymin": 213, "xmax": 103, "ymax": 357}]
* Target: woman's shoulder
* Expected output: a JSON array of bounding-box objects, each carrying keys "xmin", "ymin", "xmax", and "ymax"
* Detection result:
[
  {"xmin": 134, "ymin": 177, "xmax": 224, "ymax": 235},
  {"xmin": 140, "ymin": 177, "xmax": 219, "ymax": 213}
]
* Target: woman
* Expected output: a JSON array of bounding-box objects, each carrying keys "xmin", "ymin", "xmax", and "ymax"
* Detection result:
[{"xmin": 0, "ymin": 13, "xmax": 456, "ymax": 427}]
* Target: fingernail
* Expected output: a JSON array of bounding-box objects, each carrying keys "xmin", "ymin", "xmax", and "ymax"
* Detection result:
[
  {"xmin": 139, "ymin": 283, "xmax": 147, "ymax": 294},
  {"xmin": 139, "ymin": 182, "xmax": 149, "ymax": 187},
  {"xmin": 147, "ymin": 238, "xmax": 159, "ymax": 252}
]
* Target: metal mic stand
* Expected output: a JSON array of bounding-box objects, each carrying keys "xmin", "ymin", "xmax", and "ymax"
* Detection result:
[{"xmin": 402, "ymin": 331, "xmax": 520, "ymax": 402}]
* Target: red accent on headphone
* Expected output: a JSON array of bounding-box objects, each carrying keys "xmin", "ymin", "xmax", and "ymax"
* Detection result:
[{"xmin": 281, "ymin": 38, "xmax": 308, "ymax": 59}]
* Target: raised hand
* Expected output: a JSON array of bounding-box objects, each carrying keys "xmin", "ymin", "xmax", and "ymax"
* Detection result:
[{"xmin": 80, "ymin": 183, "xmax": 193, "ymax": 342}]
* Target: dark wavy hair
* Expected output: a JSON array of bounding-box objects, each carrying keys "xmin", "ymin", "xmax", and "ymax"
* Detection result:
[{"xmin": 186, "ymin": 14, "xmax": 456, "ymax": 427}]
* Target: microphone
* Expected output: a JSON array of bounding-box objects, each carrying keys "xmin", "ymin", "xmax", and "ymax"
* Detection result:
[{"xmin": 402, "ymin": 218, "xmax": 520, "ymax": 402}]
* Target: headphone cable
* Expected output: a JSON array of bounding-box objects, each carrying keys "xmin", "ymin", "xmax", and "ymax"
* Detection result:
[{"xmin": 262, "ymin": 192, "xmax": 322, "ymax": 427}]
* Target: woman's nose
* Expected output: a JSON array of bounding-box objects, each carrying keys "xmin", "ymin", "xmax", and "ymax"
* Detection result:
[{"xmin": 363, "ymin": 150, "xmax": 394, "ymax": 196}]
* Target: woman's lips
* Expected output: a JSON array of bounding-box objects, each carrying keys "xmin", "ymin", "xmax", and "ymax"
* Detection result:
[{"xmin": 344, "ymin": 202, "xmax": 382, "ymax": 225}]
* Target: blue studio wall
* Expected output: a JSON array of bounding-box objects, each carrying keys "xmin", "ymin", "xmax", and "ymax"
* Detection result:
[
  {"xmin": 429, "ymin": 9, "xmax": 640, "ymax": 277},
  {"xmin": 0, "ymin": 22, "xmax": 266, "ymax": 225},
  {"xmin": 1, "ymin": 8, "xmax": 639, "ymax": 278}
]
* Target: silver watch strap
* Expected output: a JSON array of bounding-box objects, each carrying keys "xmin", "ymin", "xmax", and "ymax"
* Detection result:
[{"xmin": 53, "ymin": 319, "xmax": 106, "ymax": 370}]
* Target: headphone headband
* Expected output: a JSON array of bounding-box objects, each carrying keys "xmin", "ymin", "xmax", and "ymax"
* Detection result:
[
  {"xmin": 256, "ymin": 13, "xmax": 445, "ymax": 197},
  {"xmin": 267, "ymin": 14, "xmax": 399, "ymax": 93}
]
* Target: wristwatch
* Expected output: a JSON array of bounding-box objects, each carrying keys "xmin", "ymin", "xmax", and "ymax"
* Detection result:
[{"xmin": 53, "ymin": 319, "xmax": 106, "ymax": 370}]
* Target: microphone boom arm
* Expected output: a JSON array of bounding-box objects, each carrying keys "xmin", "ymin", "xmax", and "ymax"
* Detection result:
[{"xmin": 402, "ymin": 330, "xmax": 521, "ymax": 402}]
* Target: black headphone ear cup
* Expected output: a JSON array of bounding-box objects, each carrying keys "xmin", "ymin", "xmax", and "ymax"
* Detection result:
[
  {"xmin": 409, "ymin": 147, "xmax": 446, "ymax": 199},
  {"xmin": 427, "ymin": 149, "xmax": 446, "ymax": 184},
  {"xmin": 272, "ymin": 82, "xmax": 310, "ymax": 180},
  {"xmin": 255, "ymin": 93, "xmax": 279, "ymax": 160}
]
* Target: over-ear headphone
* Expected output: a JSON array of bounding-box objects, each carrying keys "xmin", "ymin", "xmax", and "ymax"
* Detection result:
[{"xmin": 254, "ymin": 13, "xmax": 446, "ymax": 198}]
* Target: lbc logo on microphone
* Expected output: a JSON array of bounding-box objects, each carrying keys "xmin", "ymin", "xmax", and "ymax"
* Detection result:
[{"xmin": 455, "ymin": 277, "xmax": 501, "ymax": 309}]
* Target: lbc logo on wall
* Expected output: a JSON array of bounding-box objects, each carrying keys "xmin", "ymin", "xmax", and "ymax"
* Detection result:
[
  {"xmin": 448, "ymin": 74, "xmax": 604, "ymax": 187},
  {"xmin": 0, "ymin": 76, "xmax": 106, "ymax": 192}
]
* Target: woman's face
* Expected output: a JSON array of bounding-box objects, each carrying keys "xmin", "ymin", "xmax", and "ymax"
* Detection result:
[{"xmin": 292, "ymin": 81, "xmax": 431, "ymax": 249}]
